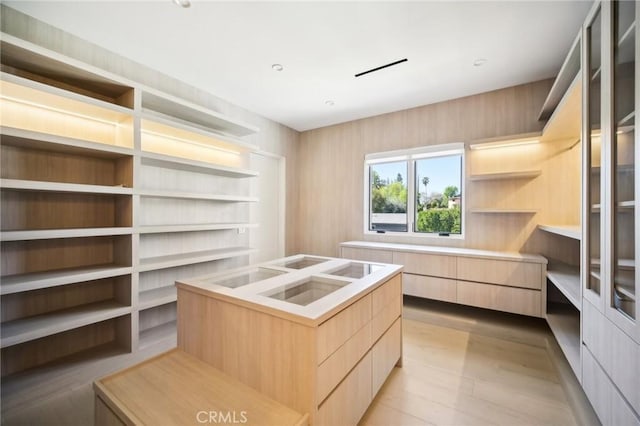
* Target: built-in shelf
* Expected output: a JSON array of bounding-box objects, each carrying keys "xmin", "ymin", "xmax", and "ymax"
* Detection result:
[
  {"xmin": 470, "ymin": 209, "xmax": 538, "ymax": 214},
  {"xmin": 141, "ymin": 88, "xmax": 258, "ymax": 137},
  {"xmin": 0, "ymin": 126, "xmax": 134, "ymax": 157},
  {"xmin": 591, "ymin": 258, "xmax": 635, "ymax": 270},
  {"xmin": 138, "ymin": 247, "xmax": 256, "ymax": 272},
  {"xmin": 138, "ymin": 223, "xmax": 258, "ymax": 235},
  {"xmin": 547, "ymin": 261, "xmax": 581, "ymax": 310},
  {"xmin": 138, "ymin": 287, "xmax": 177, "ymax": 310},
  {"xmin": 618, "ymin": 111, "xmax": 635, "ymax": 127},
  {"xmin": 538, "ymin": 31, "xmax": 581, "ymax": 121},
  {"xmin": 0, "ymin": 265, "xmax": 132, "ymax": 295},
  {"xmin": 469, "ymin": 170, "xmax": 541, "ymax": 181},
  {"xmin": 616, "ymin": 284, "xmax": 636, "ymax": 301},
  {"xmin": 1, "ymin": 179, "xmax": 132, "ymax": 195},
  {"xmin": 538, "ymin": 224, "xmax": 581, "ymax": 240},
  {"xmin": 138, "ymin": 320, "xmax": 177, "ymax": 350},
  {"xmin": 592, "ymin": 201, "xmax": 635, "ymax": 212},
  {"xmin": 140, "ymin": 152, "xmax": 258, "ymax": 178},
  {"xmin": 136, "ymin": 189, "xmax": 257, "ymax": 203},
  {"xmin": 546, "ymin": 302, "xmax": 581, "ymax": 378},
  {"xmin": 1, "ymin": 301, "xmax": 131, "ymax": 348},
  {"xmin": 1, "ymin": 227, "xmax": 133, "ymax": 242},
  {"xmin": 541, "ymin": 72, "xmax": 582, "ymax": 143},
  {"xmin": 591, "ymin": 67, "xmax": 602, "ymax": 82}
]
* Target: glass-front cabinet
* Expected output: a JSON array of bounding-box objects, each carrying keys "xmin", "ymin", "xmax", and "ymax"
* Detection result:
[{"xmin": 584, "ymin": 0, "xmax": 639, "ymax": 342}]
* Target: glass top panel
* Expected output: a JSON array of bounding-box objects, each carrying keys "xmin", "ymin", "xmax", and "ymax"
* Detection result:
[
  {"xmin": 202, "ymin": 268, "xmax": 285, "ymax": 289},
  {"xmin": 329, "ymin": 262, "xmax": 385, "ymax": 279},
  {"xmin": 274, "ymin": 256, "xmax": 328, "ymax": 270},
  {"xmin": 263, "ymin": 279, "xmax": 347, "ymax": 306}
]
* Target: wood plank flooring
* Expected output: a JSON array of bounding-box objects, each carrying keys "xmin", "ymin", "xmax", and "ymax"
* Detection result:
[{"xmin": 2, "ymin": 297, "xmax": 598, "ymax": 425}]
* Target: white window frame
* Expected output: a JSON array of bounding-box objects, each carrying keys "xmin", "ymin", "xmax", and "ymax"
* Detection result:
[{"xmin": 363, "ymin": 143, "xmax": 465, "ymax": 239}]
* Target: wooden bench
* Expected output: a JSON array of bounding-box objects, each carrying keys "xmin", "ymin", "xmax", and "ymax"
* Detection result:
[{"xmin": 94, "ymin": 349, "xmax": 309, "ymax": 426}]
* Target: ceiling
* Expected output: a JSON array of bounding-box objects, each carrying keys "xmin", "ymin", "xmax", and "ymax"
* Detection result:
[{"xmin": 6, "ymin": 1, "xmax": 592, "ymax": 132}]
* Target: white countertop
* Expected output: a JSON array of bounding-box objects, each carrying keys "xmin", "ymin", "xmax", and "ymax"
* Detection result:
[
  {"xmin": 176, "ymin": 254, "xmax": 403, "ymax": 325},
  {"xmin": 340, "ymin": 241, "xmax": 547, "ymax": 264}
]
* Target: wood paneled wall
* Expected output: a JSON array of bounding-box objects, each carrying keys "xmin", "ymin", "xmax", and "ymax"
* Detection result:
[{"xmin": 296, "ymin": 80, "xmax": 581, "ymax": 257}]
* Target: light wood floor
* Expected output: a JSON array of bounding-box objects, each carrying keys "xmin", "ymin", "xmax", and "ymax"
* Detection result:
[{"xmin": 2, "ymin": 297, "xmax": 599, "ymax": 425}]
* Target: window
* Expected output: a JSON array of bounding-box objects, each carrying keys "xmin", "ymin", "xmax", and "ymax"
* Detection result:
[{"xmin": 365, "ymin": 143, "xmax": 464, "ymax": 237}]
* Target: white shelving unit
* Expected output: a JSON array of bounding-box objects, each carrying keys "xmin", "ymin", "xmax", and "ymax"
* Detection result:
[
  {"xmin": 547, "ymin": 261, "xmax": 581, "ymax": 309},
  {"xmin": 537, "ymin": 224, "xmax": 581, "ymax": 240}
]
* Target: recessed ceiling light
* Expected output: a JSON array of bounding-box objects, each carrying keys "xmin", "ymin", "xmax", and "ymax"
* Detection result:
[
  {"xmin": 325, "ymin": 100, "xmax": 335, "ymax": 106},
  {"xmin": 272, "ymin": 64, "xmax": 284, "ymax": 72},
  {"xmin": 172, "ymin": 0, "xmax": 191, "ymax": 7},
  {"xmin": 473, "ymin": 58, "xmax": 488, "ymax": 67}
]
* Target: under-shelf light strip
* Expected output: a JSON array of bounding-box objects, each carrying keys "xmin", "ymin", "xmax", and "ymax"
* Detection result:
[
  {"xmin": 1, "ymin": 95, "xmax": 119, "ymax": 127},
  {"xmin": 469, "ymin": 139, "xmax": 539, "ymax": 150},
  {"xmin": 141, "ymin": 129, "xmax": 241, "ymax": 155}
]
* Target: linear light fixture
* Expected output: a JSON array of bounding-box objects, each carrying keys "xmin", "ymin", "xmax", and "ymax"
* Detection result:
[
  {"xmin": 141, "ymin": 128, "xmax": 241, "ymax": 155},
  {"xmin": 469, "ymin": 138, "xmax": 540, "ymax": 150},
  {"xmin": 1, "ymin": 95, "xmax": 118, "ymax": 127}
]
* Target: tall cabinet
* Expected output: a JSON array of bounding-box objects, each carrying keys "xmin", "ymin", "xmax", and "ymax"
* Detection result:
[{"xmin": 582, "ymin": 1, "xmax": 640, "ymax": 424}]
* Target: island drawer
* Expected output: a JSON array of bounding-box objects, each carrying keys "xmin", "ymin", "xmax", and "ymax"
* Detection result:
[{"xmin": 317, "ymin": 294, "xmax": 371, "ymax": 363}]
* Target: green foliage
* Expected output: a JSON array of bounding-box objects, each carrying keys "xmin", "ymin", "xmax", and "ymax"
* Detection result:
[
  {"xmin": 416, "ymin": 206, "xmax": 461, "ymax": 234},
  {"xmin": 371, "ymin": 181, "xmax": 407, "ymax": 213}
]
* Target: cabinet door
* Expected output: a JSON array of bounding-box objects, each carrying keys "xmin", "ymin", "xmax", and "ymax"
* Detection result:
[{"xmin": 606, "ymin": 0, "xmax": 639, "ymax": 343}]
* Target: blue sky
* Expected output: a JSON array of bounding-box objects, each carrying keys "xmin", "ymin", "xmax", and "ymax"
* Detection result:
[{"xmin": 372, "ymin": 155, "xmax": 461, "ymax": 195}]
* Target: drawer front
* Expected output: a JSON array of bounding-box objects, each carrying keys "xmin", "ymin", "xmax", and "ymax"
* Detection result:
[
  {"xmin": 317, "ymin": 351, "xmax": 372, "ymax": 426},
  {"xmin": 610, "ymin": 321, "xmax": 640, "ymax": 414},
  {"xmin": 392, "ymin": 251, "xmax": 456, "ymax": 278},
  {"xmin": 372, "ymin": 274, "xmax": 402, "ymax": 315},
  {"xmin": 403, "ymin": 273, "xmax": 456, "ymax": 303},
  {"xmin": 341, "ymin": 247, "xmax": 393, "ymax": 263},
  {"xmin": 371, "ymin": 292, "xmax": 402, "ymax": 343},
  {"xmin": 372, "ymin": 318, "xmax": 401, "ymax": 397},
  {"xmin": 456, "ymin": 257, "xmax": 543, "ymax": 290},
  {"xmin": 317, "ymin": 322, "xmax": 371, "ymax": 404},
  {"xmin": 456, "ymin": 280, "xmax": 542, "ymax": 317},
  {"xmin": 317, "ymin": 294, "xmax": 371, "ymax": 363},
  {"xmin": 582, "ymin": 299, "xmax": 613, "ymax": 374},
  {"xmin": 95, "ymin": 397, "xmax": 127, "ymax": 426}
]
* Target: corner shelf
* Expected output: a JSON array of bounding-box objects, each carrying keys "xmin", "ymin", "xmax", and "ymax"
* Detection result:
[
  {"xmin": 469, "ymin": 170, "xmax": 541, "ymax": 181},
  {"xmin": 138, "ymin": 247, "xmax": 256, "ymax": 272},
  {"xmin": 1, "ymin": 227, "xmax": 134, "ymax": 242},
  {"xmin": 546, "ymin": 302, "xmax": 581, "ymax": 378},
  {"xmin": 141, "ymin": 88, "xmax": 258, "ymax": 137},
  {"xmin": 137, "ymin": 189, "xmax": 257, "ymax": 203},
  {"xmin": 1, "ymin": 301, "xmax": 131, "ymax": 348},
  {"xmin": 0, "ymin": 265, "xmax": 132, "ymax": 295},
  {"xmin": 470, "ymin": 209, "xmax": 538, "ymax": 214},
  {"xmin": 140, "ymin": 152, "xmax": 258, "ymax": 178},
  {"xmin": 1, "ymin": 179, "xmax": 132, "ymax": 195},
  {"xmin": 547, "ymin": 261, "xmax": 581, "ymax": 310},
  {"xmin": 538, "ymin": 224, "xmax": 581, "ymax": 240}
]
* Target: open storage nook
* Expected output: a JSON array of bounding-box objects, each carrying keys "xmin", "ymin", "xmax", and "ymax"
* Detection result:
[{"xmin": 0, "ymin": 32, "xmax": 259, "ymax": 402}]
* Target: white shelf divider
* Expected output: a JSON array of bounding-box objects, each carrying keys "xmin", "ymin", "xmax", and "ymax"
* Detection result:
[
  {"xmin": 1, "ymin": 179, "xmax": 133, "ymax": 195},
  {"xmin": 538, "ymin": 224, "xmax": 581, "ymax": 240},
  {"xmin": 138, "ymin": 223, "xmax": 258, "ymax": 235},
  {"xmin": 547, "ymin": 261, "xmax": 581, "ymax": 310},
  {"xmin": 140, "ymin": 151, "xmax": 258, "ymax": 178},
  {"xmin": 0, "ymin": 265, "xmax": 132, "ymax": 295},
  {"xmin": 469, "ymin": 170, "xmax": 542, "ymax": 181},
  {"xmin": 138, "ymin": 287, "xmax": 177, "ymax": 310},
  {"xmin": 1, "ymin": 301, "xmax": 132, "ymax": 348},
  {"xmin": 138, "ymin": 247, "xmax": 256, "ymax": 272},
  {"xmin": 1, "ymin": 227, "xmax": 133, "ymax": 242},
  {"xmin": 137, "ymin": 189, "xmax": 257, "ymax": 203}
]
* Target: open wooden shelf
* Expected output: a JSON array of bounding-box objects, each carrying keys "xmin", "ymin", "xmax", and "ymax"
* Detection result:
[
  {"xmin": 140, "ymin": 152, "xmax": 258, "ymax": 178},
  {"xmin": 546, "ymin": 302, "xmax": 581, "ymax": 378},
  {"xmin": 138, "ymin": 320, "xmax": 177, "ymax": 350},
  {"xmin": 541, "ymin": 72, "xmax": 582, "ymax": 143},
  {"xmin": 1, "ymin": 227, "xmax": 133, "ymax": 241},
  {"xmin": 538, "ymin": 224, "xmax": 581, "ymax": 240},
  {"xmin": 469, "ymin": 170, "xmax": 541, "ymax": 181},
  {"xmin": 1, "ymin": 179, "xmax": 132, "ymax": 195},
  {"xmin": 547, "ymin": 261, "xmax": 581, "ymax": 310},
  {"xmin": 138, "ymin": 223, "xmax": 258, "ymax": 235},
  {"xmin": 141, "ymin": 88, "xmax": 258, "ymax": 137},
  {"xmin": 138, "ymin": 287, "xmax": 177, "ymax": 310},
  {"xmin": 1, "ymin": 301, "xmax": 131, "ymax": 348},
  {"xmin": 138, "ymin": 246, "xmax": 255, "ymax": 272},
  {"xmin": 0, "ymin": 265, "xmax": 132, "ymax": 295},
  {"xmin": 470, "ymin": 209, "xmax": 538, "ymax": 214},
  {"xmin": 137, "ymin": 189, "xmax": 257, "ymax": 203}
]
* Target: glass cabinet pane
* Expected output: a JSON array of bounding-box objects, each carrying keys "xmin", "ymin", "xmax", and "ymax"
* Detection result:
[
  {"xmin": 612, "ymin": 0, "xmax": 636, "ymax": 319},
  {"xmin": 588, "ymin": 8, "xmax": 603, "ymax": 296}
]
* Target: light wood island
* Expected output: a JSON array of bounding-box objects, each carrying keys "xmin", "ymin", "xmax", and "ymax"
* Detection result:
[{"xmin": 176, "ymin": 255, "xmax": 404, "ymax": 426}]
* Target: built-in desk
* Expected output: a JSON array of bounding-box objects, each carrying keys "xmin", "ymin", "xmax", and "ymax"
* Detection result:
[{"xmin": 340, "ymin": 241, "xmax": 547, "ymax": 317}]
